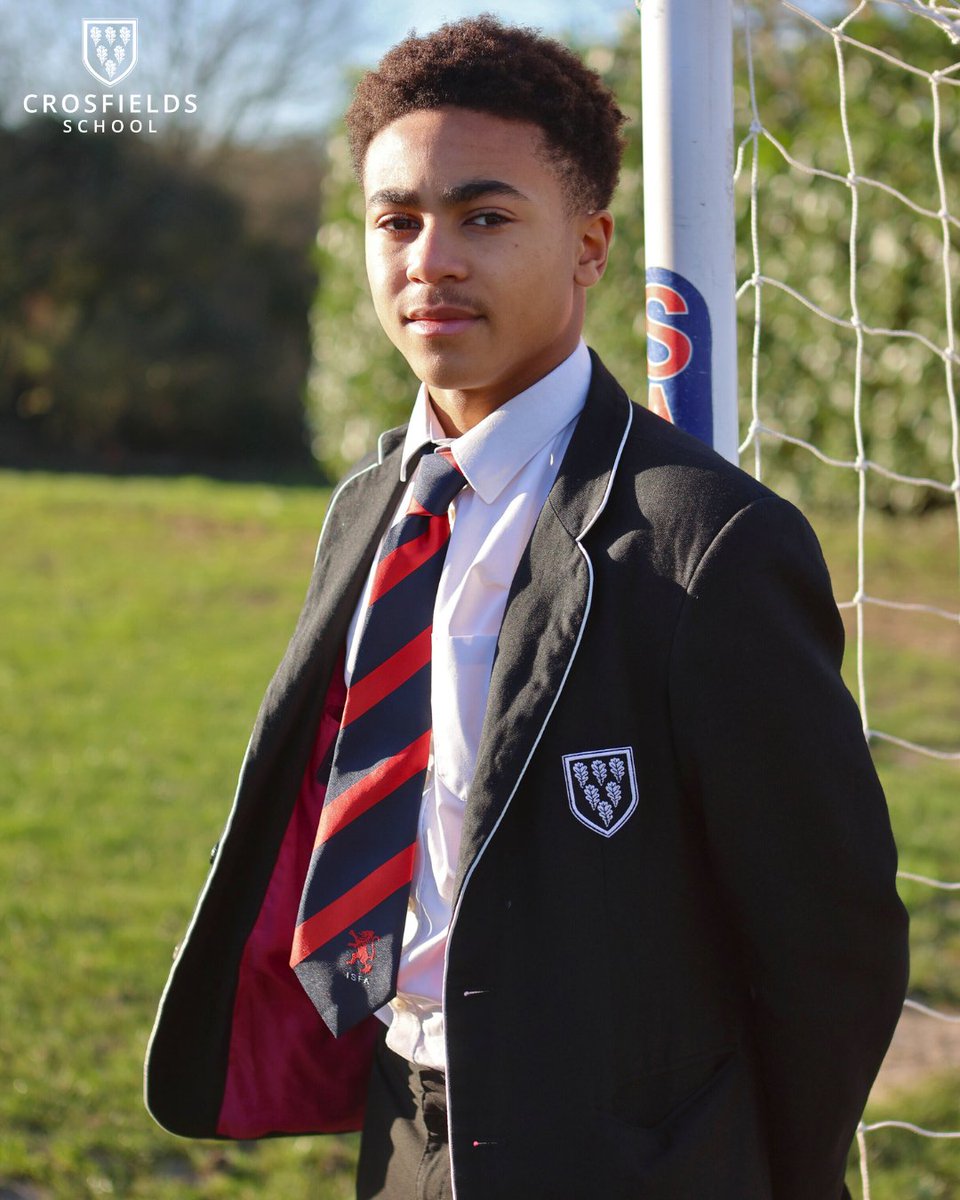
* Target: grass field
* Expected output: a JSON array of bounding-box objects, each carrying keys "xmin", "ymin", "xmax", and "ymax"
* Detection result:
[{"xmin": 0, "ymin": 470, "xmax": 956, "ymax": 1199}]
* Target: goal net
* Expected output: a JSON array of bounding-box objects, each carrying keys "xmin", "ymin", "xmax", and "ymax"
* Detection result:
[
  {"xmin": 732, "ymin": 2, "xmax": 959, "ymax": 1194},
  {"xmin": 635, "ymin": 0, "xmax": 959, "ymax": 1190}
]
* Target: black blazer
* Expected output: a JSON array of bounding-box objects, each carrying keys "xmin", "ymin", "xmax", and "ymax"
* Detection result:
[{"xmin": 146, "ymin": 352, "xmax": 908, "ymax": 1200}]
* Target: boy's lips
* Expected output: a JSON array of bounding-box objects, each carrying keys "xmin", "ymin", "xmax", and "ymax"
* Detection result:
[{"xmin": 404, "ymin": 305, "xmax": 482, "ymax": 335}]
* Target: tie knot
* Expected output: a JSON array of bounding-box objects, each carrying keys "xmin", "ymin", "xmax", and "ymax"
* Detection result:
[{"xmin": 411, "ymin": 447, "xmax": 467, "ymax": 516}]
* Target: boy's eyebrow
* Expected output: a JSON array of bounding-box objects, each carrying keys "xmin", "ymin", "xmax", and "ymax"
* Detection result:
[{"xmin": 366, "ymin": 179, "xmax": 529, "ymax": 209}]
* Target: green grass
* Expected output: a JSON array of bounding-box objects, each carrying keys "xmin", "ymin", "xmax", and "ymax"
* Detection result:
[
  {"xmin": 1, "ymin": 472, "xmax": 357, "ymax": 1199},
  {"xmin": 0, "ymin": 471, "xmax": 956, "ymax": 1197},
  {"xmin": 847, "ymin": 1075, "xmax": 960, "ymax": 1199},
  {"xmin": 811, "ymin": 506, "xmax": 960, "ymax": 1011}
]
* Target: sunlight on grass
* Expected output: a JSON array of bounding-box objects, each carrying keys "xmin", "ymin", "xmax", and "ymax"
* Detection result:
[{"xmin": 1, "ymin": 471, "xmax": 956, "ymax": 1197}]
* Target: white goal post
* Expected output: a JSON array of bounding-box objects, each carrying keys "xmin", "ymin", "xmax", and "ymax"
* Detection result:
[{"xmin": 639, "ymin": 0, "xmax": 741, "ymax": 463}]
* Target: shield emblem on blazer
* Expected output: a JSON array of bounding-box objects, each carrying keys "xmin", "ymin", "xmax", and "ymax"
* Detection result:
[
  {"xmin": 562, "ymin": 747, "xmax": 639, "ymax": 837},
  {"xmin": 82, "ymin": 19, "xmax": 138, "ymax": 87}
]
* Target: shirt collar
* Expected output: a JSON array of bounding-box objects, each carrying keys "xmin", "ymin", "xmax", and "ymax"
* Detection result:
[{"xmin": 399, "ymin": 340, "xmax": 591, "ymax": 504}]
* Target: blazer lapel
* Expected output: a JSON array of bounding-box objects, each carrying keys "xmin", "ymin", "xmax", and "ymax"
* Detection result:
[
  {"xmin": 299, "ymin": 434, "xmax": 410, "ymax": 663},
  {"xmin": 454, "ymin": 353, "xmax": 635, "ymax": 895},
  {"xmin": 253, "ymin": 429, "xmax": 413, "ymax": 746}
]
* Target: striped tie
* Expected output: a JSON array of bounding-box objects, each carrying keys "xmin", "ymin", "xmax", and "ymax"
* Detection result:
[{"xmin": 291, "ymin": 447, "xmax": 468, "ymax": 1036}]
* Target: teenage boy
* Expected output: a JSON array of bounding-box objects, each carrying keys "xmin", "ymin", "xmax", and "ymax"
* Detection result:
[{"xmin": 147, "ymin": 18, "xmax": 908, "ymax": 1200}]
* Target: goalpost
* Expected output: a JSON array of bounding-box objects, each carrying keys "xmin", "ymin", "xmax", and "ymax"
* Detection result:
[
  {"xmin": 639, "ymin": 0, "xmax": 960, "ymax": 1194},
  {"xmin": 639, "ymin": 0, "xmax": 740, "ymax": 461}
]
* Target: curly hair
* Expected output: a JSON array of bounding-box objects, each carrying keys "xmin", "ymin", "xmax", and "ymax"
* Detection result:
[{"xmin": 345, "ymin": 15, "xmax": 627, "ymax": 212}]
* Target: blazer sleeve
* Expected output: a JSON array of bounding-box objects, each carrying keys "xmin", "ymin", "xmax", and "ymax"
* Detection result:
[{"xmin": 668, "ymin": 494, "xmax": 909, "ymax": 1200}]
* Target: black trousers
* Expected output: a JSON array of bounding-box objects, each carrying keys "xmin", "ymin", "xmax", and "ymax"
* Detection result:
[{"xmin": 356, "ymin": 1028, "xmax": 453, "ymax": 1200}]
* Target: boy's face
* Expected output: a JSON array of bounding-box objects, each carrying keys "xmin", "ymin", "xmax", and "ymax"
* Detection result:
[{"xmin": 362, "ymin": 107, "xmax": 611, "ymax": 431}]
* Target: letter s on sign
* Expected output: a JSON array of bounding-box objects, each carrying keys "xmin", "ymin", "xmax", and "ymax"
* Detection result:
[{"xmin": 646, "ymin": 284, "xmax": 692, "ymax": 381}]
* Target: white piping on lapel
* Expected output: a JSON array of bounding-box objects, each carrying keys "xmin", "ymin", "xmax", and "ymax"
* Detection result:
[
  {"xmin": 442, "ymin": 393, "xmax": 634, "ymax": 1194},
  {"xmin": 312, "ymin": 458, "xmax": 386, "ymax": 568},
  {"xmin": 311, "ymin": 426, "xmax": 410, "ymax": 566},
  {"xmin": 145, "ymin": 455, "xmax": 388, "ymax": 1124}
]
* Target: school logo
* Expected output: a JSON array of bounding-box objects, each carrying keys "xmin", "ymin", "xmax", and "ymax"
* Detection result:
[
  {"xmin": 346, "ymin": 929, "xmax": 379, "ymax": 977},
  {"xmin": 562, "ymin": 747, "xmax": 639, "ymax": 838},
  {"xmin": 82, "ymin": 19, "xmax": 138, "ymax": 87},
  {"xmin": 645, "ymin": 266, "xmax": 713, "ymax": 448}
]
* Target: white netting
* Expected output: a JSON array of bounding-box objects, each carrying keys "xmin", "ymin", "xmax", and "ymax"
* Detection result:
[{"xmin": 736, "ymin": 0, "xmax": 960, "ymax": 1191}]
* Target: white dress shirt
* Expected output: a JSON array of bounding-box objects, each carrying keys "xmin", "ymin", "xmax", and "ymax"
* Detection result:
[{"xmin": 343, "ymin": 340, "xmax": 591, "ymax": 1070}]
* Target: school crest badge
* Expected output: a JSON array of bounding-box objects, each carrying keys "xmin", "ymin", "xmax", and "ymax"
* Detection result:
[
  {"xmin": 562, "ymin": 746, "xmax": 638, "ymax": 837},
  {"xmin": 82, "ymin": 19, "xmax": 138, "ymax": 87}
]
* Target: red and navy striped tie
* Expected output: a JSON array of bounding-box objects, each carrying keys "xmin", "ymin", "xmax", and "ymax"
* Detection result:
[{"xmin": 291, "ymin": 447, "xmax": 468, "ymax": 1036}]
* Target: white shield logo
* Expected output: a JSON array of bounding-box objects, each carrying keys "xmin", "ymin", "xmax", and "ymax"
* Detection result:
[
  {"xmin": 562, "ymin": 747, "xmax": 639, "ymax": 838},
  {"xmin": 82, "ymin": 19, "xmax": 138, "ymax": 87}
]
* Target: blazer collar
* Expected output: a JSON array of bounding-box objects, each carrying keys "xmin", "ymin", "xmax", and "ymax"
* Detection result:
[{"xmin": 547, "ymin": 349, "xmax": 634, "ymax": 541}]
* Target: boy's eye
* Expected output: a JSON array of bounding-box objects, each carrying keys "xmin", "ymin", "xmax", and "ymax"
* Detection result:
[
  {"xmin": 467, "ymin": 212, "xmax": 509, "ymax": 227},
  {"xmin": 378, "ymin": 215, "xmax": 420, "ymax": 232}
]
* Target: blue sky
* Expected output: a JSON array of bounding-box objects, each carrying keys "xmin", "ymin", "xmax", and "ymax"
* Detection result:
[{"xmin": 357, "ymin": 0, "xmax": 630, "ymax": 50}]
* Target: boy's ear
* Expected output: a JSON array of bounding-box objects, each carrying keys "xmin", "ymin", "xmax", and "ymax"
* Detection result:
[{"xmin": 573, "ymin": 210, "xmax": 614, "ymax": 288}]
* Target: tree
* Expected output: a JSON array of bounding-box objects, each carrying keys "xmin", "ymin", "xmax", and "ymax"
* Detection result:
[
  {"xmin": 308, "ymin": 125, "xmax": 412, "ymax": 476},
  {"xmin": 0, "ymin": 121, "xmax": 316, "ymax": 472},
  {"xmin": 729, "ymin": 2, "xmax": 960, "ymax": 510},
  {"xmin": 0, "ymin": 0, "xmax": 360, "ymax": 153}
]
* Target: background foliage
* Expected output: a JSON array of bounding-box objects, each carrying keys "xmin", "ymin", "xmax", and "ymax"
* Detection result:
[
  {"xmin": 733, "ymin": 5, "xmax": 960, "ymax": 512},
  {"xmin": 0, "ymin": 123, "xmax": 321, "ymax": 475},
  {"xmin": 2, "ymin": 6, "xmax": 955, "ymax": 504}
]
